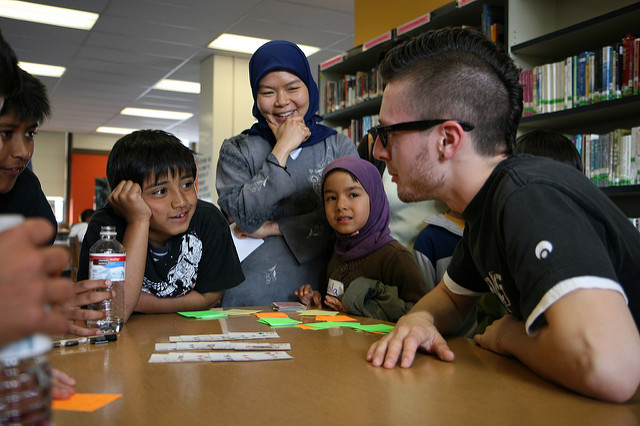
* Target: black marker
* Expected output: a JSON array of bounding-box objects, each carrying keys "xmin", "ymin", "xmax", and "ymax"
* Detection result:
[
  {"xmin": 52, "ymin": 338, "xmax": 83, "ymax": 348},
  {"xmin": 90, "ymin": 334, "xmax": 118, "ymax": 344}
]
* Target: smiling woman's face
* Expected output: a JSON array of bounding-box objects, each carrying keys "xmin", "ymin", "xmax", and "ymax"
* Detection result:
[{"xmin": 256, "ymin": 70, "xmax": 309, "ymax": 130}]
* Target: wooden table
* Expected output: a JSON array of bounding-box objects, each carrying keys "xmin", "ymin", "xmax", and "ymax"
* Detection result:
[{"xmin": 51, "ymin": 309, "xmax": 640, "ymax": 425}]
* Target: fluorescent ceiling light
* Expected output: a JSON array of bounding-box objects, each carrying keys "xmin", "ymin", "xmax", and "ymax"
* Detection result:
[
  {"xmin": 120, "ymin": 107, "xmax": 193, "ymax": 121},
  {"xmin": 0, "ymin": 0, "xmax": 99, "ymax": 30},
  {"xmin": 154, "ymin": 79, "xmax": 201, "ymax": 94},
  {"xmin": 19, "ymin": 61, "xmax": 65, "ymax": 78},
  {"xmin": 208, "ymin": 33, "xmax": 320, "ymax": 57},
  {"xmin": 96, "ymin": 127, "xmax": 138, "ymax": 135}
]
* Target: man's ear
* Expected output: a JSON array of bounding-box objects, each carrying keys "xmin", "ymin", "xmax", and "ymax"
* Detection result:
[{"xmin": 439, "ymin": 121, "xmax": 466, "ymax": 160}]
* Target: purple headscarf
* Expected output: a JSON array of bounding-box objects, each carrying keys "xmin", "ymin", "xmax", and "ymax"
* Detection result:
[
  {"xmin": 321, "ymin": 156, "xmax": 395, "ymax": 262},
  {"xmin": 243, "ymin": 40, "xmax": 336, "ymax": 147}
]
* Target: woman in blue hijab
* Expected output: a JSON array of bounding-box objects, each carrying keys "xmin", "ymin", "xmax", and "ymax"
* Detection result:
[{"xmin": 216, "ymin": 40, "xmax": 358, "ymax": 307}]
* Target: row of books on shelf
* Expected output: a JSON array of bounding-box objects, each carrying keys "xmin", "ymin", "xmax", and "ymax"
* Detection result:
[
  {"xmin": 325, "ymin": 68, "xmax": 384, "ymax": 114},
  {"xmin": 481, "ymin": 4, "xmax": 504, "ymax": 46},
  {"xmin": 520, "ymin": 34, "xmax": 639, "ymax": 116},
  {"xmin": 335, "ymin": 114, "xmax": 379, "ymax": 144},
  {"xmin": 573, "ymin": 126, "xmax": 640, "ymax": 188}
]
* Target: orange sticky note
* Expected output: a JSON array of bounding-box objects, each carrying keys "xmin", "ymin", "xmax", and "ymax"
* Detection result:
[
  {"xmin": 316, "ymin": 315, "xmax": 357, "ymax": 322},
  {"xmin": 254, "ymin": 312, "xmax": 289, "ymax": 319},
  {"xmin": 296, "ymin": 324, "xmax": 317, "ymax": 330},
  {"xmin": 52, "ymin": 393, "xmax": 121, "ymax": 412}
]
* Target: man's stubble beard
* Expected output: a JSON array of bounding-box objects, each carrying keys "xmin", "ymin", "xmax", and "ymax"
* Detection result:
[{"xmin": 396, "ymin": 141, "xmax": 445, "ymax": 203}]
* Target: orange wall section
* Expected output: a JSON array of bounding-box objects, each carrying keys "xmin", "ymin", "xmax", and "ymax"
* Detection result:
[
  {"xmin": 354, "ymin": 0, "xmax": 450, "ymax": 46},
  {"xmin": 69, "ymin": 152, "xmax": 108, "ymax": 225}
]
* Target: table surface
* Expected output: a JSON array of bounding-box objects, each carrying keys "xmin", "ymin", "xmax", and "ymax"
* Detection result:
[{"xmin": 50, "ymin": 309, "xmax": 640, "ymax": 425}]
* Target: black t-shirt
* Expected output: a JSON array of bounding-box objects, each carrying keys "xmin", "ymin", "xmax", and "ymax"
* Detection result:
[
  {"xmin": 0, "ymin": 168, "xmax": 57, "ymax": 243},
  {"xmin": 446, "ymin": 155, "xmax": 640, "ymax": 332},
  {"xmin": 78, "ymin": 199, "xmax": 244, "ymax": 297}
]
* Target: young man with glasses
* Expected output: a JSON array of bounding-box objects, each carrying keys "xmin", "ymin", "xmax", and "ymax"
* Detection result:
[{"xmin": 366, "ymin": 27, "xmax": 640, "ymax": 403}]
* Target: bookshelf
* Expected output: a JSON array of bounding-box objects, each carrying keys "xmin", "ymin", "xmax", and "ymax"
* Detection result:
[
  {"xmin": 318, "ymin": 0, "xmax": 640, "ymax": 217},
  {"xmin": 508, "ymin": 0, "xmax": 640, "ymax": 217},
  {"xmin": 319, "ymin": 0, "xmax": 506, "ymax": 137}
]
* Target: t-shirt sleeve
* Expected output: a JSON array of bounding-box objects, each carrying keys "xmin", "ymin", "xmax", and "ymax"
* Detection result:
[
  {"xmin": 500, "ymin": 183, "xmax": 621, "ymax": 326},
  {"xmin": 193, "ymin": 202, "xmax": 245, "ymax": 293},
  {"xmin": 445, "ymin": 228, "xmax": 486, "ymax": 295}
]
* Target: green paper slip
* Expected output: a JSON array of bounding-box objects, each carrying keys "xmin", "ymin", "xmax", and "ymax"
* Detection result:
[
  {"xmin": 178, "ymin": 310, "xmax": 229, "ymax": 319},
  {"xmin": 304, "ymin": 322, "xmax": 361, "ymax": 329},
  {"xmin": 354, "ymin": 324, "xmax": 395, "ymax": 334},
  {"xmin": 257, "ymin": 317, "xmax": 302, "ymax": 327}
]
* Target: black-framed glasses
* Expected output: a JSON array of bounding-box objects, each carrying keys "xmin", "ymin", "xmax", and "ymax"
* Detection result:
[{"xmin": 369, "ymin": 119, "xmax": 474, "ymax": 148}]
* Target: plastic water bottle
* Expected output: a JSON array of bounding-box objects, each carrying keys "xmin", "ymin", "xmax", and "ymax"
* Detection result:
[
  {"xmin": 0, "ymin": 215, "xmax": 52, "ymax": 425},
  {"xmin": 87, "ymin": 226, "xmax": 125, "ymax": 333}
]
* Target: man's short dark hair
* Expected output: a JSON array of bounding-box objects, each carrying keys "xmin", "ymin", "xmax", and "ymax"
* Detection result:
[
  {"xmin": 0, "ymin": 29, "xmax": 21, "ymax": 99},
  {"xmin": 0, "ymin": 69, "xmax": 50, "ymax": 123},
  {"xmin": 379, "ymin": 27, "xmax": 523, "ymax": 157},
  {"xmin": 516, "ymin": 130, "xmax": 583, "ymax": 172},
  {"xmin": 106, "ymin": 129, "xmax": 198, "ymax": 190}
]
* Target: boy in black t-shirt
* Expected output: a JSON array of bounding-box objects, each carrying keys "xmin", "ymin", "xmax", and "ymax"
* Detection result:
[
  {"xmin": 78, "ymin": 130, "xmax": 244, "ymax": 322},
  {"xmin": 0, "ymin": 69, "xmax": 56, "ymax": 240}
]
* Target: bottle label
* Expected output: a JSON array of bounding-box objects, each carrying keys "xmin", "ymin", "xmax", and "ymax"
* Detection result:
[{"xmin": 89, "ymin": 253, "xmax": 126, "ymax": 281}]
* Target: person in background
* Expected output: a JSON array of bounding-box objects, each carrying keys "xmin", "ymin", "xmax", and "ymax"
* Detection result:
[
  {"xmin": 412, "ymin": 203, "xmax": 476, "ymax": 336},
  {"xmin": 216, "ymin": 40, "xmax": 357, "ymax": 306},
  {"xmin": 78, "ymin": 130, "xmax": 244, "ymax": 321},
  {"xmin": 366, "ymin": 27, "xmax": 640, "ymax": 403},
  {"xmin": 515, "ymin": 129, "xmax": 583, "ymax": 172},
  {"xmin": 295, "ymin": 156, "xmax": 428, "ymax": 321},
  {"xmin": 69, "ymin": 208, "xmax": 94, "ymax": 243}
]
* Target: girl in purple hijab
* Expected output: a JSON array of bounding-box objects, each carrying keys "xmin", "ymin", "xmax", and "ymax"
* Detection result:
[{"xmin": 295, "ymin": 156, "xmax": 429, "ymax": 316}]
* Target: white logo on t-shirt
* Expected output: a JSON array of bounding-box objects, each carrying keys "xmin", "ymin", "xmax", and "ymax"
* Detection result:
[{"xmin": 535, "ymin": 240, "xmax": 553, "ymax": 260}]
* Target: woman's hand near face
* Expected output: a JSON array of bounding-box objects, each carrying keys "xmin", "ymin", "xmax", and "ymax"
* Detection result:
[{"xmin": 270, "ymin": 116, "xmax": 311, "ymax": 167}]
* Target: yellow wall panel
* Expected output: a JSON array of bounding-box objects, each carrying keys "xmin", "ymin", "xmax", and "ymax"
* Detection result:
[{"xmin": 354, "ymin": 0, "xmax": 450, "ymax": 46}]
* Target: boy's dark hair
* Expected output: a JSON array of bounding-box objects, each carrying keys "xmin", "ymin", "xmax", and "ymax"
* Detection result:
[
  {"xmin": 516, "ymin": 130, "xmax": 583, "ymax": 172},
  {"xmin": 0, "ymin": 30, "xmax": 21, "ymax": 99},
  {"xmin": 80, "ymin": 209, "xmax": 95, "ymax": 222},
  {"xmin": 379, "ymin": 27, "xmax": 523, "ymax": 157},
  {"xmin": 106, "ymin": 129, "xmax": 197, "ymax": 190},
  {"xmin": 0, "ymin": 69, "xmax": 50, "ymax": 123}
]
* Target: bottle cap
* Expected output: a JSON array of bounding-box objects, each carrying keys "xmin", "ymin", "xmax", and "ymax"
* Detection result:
[{"xmin": 0, "ymin": 334, "xmax": 52, "ymax": 361}]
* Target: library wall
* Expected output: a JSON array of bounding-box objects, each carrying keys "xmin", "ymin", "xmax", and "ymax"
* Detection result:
[
  {"xmin": 31, "ymin": 130, "xmax": 66, "ymax": 200},
  {"xmin": 354, "ymin": 0, "xmax": 449, "ymax": 46}
]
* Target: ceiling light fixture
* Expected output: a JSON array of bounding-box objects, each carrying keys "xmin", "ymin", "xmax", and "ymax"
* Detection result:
[
  {"xmin": 154, "ymin": 79, "xmax": 201, "ymax": 94},
  {"xmin": 0, "ymin": 0, "xmax": 99, "ymax": 30},
  {"xmin": 96, "ymin": 127, "xmax": 139, "ymax": 135},
  {"xmin": 208, "ymin": 33, "xmax": 320, "ymax": 56},
  {"xmin": 120, "ymin": 107, "xmax": 193, "ymax": 121},
  {"xmin": 19, "ymin": 61, "xmax": 65, "ymax": 77}
]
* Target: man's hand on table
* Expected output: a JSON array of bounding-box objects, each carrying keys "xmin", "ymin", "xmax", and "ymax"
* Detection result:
[{"xmin": 366, "ymin": 311, "xmax": 455, "ymax": 368}]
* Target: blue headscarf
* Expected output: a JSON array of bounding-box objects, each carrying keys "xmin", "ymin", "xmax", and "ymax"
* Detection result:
[
  {"xmin": 321, "ymin": 156, "xmax": 395, "ymax": 262},
  {"xmin": 243, "ymin": 40, "xmax": 336, "ymax": 147}
]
